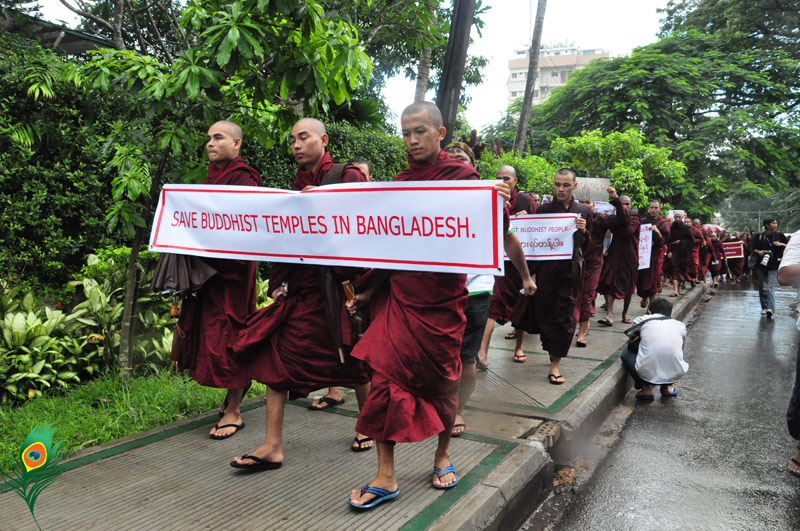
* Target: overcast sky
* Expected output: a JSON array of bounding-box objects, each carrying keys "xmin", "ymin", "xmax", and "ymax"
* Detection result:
[{"xmin": 33, "ymin": 0, "xmax": 670, "ymax": 131}]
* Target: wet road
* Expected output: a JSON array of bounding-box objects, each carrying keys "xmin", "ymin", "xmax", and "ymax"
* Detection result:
[{"xmin": 554, "ymin": 283, "xmax": 800, "ymax": 530}]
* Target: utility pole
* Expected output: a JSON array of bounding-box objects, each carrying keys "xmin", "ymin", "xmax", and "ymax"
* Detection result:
[
  {"xmin": 513, "ymin": 0, "xmax": 547, "ymax": 153},
  {"xmin": 436, "ymin": 0, "xmax": 477, "ymax": 146}
]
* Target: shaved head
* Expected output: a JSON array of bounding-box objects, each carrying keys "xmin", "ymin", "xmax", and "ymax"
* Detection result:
[
  {"xmin": 401, "ymin": 102, "xmax": 443, "ymax": 129},
  {"xmin": 212, "ymin": 120, "xmax": 242, "ymax": 141},
  {"xmin": 555, "ymin": 167, "xmax": 576, "ymax": 183},
  {"xmin": 498, "ymin": 165, "xmax": 516, "ymax": 178},
  {"xmin": 620, "ymin": 195, "xmax": 631, "ymax": 203},
  {"xmin": 649, "ymin": 200, "xmax": 660, "ymax": 207},
  {"xmin": 293, "ymin": 117, "xmax": 326, "ymax": 136}
]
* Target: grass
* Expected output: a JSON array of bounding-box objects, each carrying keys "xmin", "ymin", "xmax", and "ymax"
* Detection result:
[{"xmin": 0, "ymin": 369, "xmax": 266, "ymax": 473}]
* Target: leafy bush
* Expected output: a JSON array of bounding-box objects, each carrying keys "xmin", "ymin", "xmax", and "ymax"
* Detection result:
[{"xmin": 478, "ymin": 151, "xmax": 557, "ymax": 194}]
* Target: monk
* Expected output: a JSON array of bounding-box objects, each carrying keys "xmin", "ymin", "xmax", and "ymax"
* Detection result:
[
  {"xmin": 171, "ymin": 120, "xmax": 260, "ymax": 440},
  {"xmin": 443, "ymin": 143, "xmax": 535, "ymax": 437},
  {"xmin": 726, "ymin": 231, "xmax": 745, "ymax": 282},
  {"xmin": 708, "ymin": 231, "xmax": 725, "ymax": 287},
  {"xmin": 667, "ymin": 212, "xmax": 694, "ymax": 297},
  {"xmin": 576, "ymin": 190, "xmax": 625, "ymax": 346},
  {"xmin": 346, "ymin": 102, "xmax": 503, "ymax": 509},
  {"xmin": 229, "ymin": 118, "xmax": 373, "ymax": 470},
  {"xmin": 690, "ymin": 219, "xmax": 706, "ymax": 284},
  {"xmin": 596, "ymin": 194, "xmax": 640, "ymax": 325},
  {"xmin": 514, "ymin": 168, "xmax": 590, "ymax": 385},
  {"xmin": 477, "ymin": 165, "xmax": 537, "ymax": 367},
  {"xmin": 636, "ymin": 200, "xmax": 671, "ymax": 309}
]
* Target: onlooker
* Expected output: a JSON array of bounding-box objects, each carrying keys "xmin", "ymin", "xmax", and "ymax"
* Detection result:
[
  {"xmin": 348, "ymin": 157, "xmax": 373, "ymax": 181},
  {"xmin": 751, "ymin": 218, "xmax": 788, "ymax": 318},
  {"xmin": 776, "ymin": 229, "xmax": 800, "ymax": 478},
  {"xmin": 620, "ymin": 297, "xmax": 688, "ymax": 400}
]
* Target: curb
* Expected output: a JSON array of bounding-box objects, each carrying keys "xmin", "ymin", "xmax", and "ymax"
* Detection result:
[{"xmin": 429, "ymin": 442, "xmax": 553, "ymax": 531}]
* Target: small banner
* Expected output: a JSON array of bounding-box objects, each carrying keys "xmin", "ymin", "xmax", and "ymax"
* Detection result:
[
  {"xmin": 638, "ymin": 223, "xmax": 653, "ymax": 270},
  {"xmin": 722, "ymin": 241, "xmax": 744, "ymax": 259},
  {"xmin": 149, "ymin": 181, "xmax": 505, "ymax": 275},
  {"xmin": 593, "ymin": 201, "xmax": 616, "ymax": 216},
  {"xmin": 505, "ymin": 214, "xmax": 577, "ymax": 261},
  {"xmin": 667, "ymin": 209, "xmax": 687, "ymax": 219},
  {"xmin": 573, "ymin": 177, "xmax": 611, "ymax": 202}
]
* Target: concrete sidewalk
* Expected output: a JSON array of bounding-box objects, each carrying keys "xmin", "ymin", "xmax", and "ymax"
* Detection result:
[{"xmin": 0, "ymin": 287, "xmax": 706, "ymax": 530}]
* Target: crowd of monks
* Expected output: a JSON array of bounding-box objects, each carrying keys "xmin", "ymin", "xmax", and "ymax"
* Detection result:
[{"xmin": 169, "ymin": 102, "xmax": 753, "ymax": 511}]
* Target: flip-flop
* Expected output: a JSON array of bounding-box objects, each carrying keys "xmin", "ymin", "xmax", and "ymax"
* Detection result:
[
  {"xmin": 432, "ymin": 464, "xmax": 459, "ymax": 489},
  {"xmin": 504, "ymin": 331, "xmax": 517, "ymax": 340},
  {"xmin": 348, "ymin": 485, "xmax": 400, "ymax": 509},
  {"xmin": 513, "ymin": 353, "xmax": 527, "ymax": 363},
  {"xmin": 598, "ymin": 318, "xmax": 613, "ymax": 327},
  {"xmin": 476, "ymin": 360, "xmax": 489, "ymax": 371},
  {"xmin": 451, "ymin": 423, "xmax": 466, "ymax": 438},
  {"xmin": 210, "ymin": 422, "xmax": 245, "ymax": 440},
  {"xmin": 548, "ymin": 373, "xmax": 565, "ymax": 385},
  {"xmin": 229, "ymin": 454, "xmax": 282, "ymax": 471},
  {"xmin": 790, "ymin": 458, "xmax": 800, "ymax": 478},
  {"xmin": 622, "ymin": 317, "xmax": 632, "ymax": 324},
  {"xmin": 576, "ymin": 340, "xmax": 587, "ymax": 348},
  {"xmin": 640, "ymin": 297, "xmax": 649, "ymax": 308},
  {"xmin": 635, "ymin": 391, "xmax": 655, "ymax": 400},
  {"xmin": 352, "ymin": 435, "xmax": 374, "ymax": 452},
  {"xmin": 308, "ymin": 396, "xmax": 345, "ymax": 410}
]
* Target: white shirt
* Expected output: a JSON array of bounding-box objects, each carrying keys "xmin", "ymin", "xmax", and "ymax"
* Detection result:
[
  {"xmin": 779, "ymin": 230, "xmax": 800, "ymax": 270},
  {"xmin": 633, "ymin": 313, "xmax": 689, "ymax": 384},
  {"xmin": 466, "ymin": 274, "xmax": 494, "ymax": 295}
]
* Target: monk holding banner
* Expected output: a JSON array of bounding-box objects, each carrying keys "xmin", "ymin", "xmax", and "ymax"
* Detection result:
[
  {"xmin": 514, "ymin": 168, "xmax": 591, "ymax": 385},
  {"xmin": 636, "ymin": 200, "xmax": 670, "ymax": 309},
  {"xmin": 346, "ymin": 102, "xmax": 504, "ymax": 509},
  {"xmin": 171, "ymin": 120, "xmax": 260, "ymax": 441},
  {"xmin": 229, "ymin": 117, "xmax": 372, "ymax": 470},
  {"xmin": 597, "ymin": 194, "xmax": 640, "ymax": 325}
]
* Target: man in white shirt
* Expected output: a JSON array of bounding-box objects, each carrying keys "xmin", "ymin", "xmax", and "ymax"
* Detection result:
[
  {"xmin": 620, "ymin": 297, "xmax": 688, "ymax": 399},
  {"xmin": 777, "ymin": 230, "xmax": 800, "ymax": 478}
]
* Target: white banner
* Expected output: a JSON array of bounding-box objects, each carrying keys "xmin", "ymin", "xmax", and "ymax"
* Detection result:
[
  {"xmin": 593, "ymin": 201, "xmax": 616, "ymax": 216},
  {"xmin": 505, "ymin": 214, "xmax": 577, "ymax": 261},
  {"xmin": 149, "ymin": 181, "xmax": 505, "ymax": 275},
  {"xmin": 573, "ymin": 177, "xmax": 611, "ymax": 202},
  {"xmin": 667, "ymin": 209, "xmax": 686, "ymax": 219},
  {"xmin": 638, "ymin": 223, "xmax": 652, "ymax": 270}
]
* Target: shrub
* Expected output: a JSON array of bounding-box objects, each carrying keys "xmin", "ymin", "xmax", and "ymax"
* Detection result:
[{"xmin": 477, "ymin": 151, "xmax": 557, "ymax": 195}]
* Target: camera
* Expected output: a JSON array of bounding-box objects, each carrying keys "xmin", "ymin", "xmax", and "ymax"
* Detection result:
[{"xmin": 760, "ymin": 250, "xmax": 772, "ymax": 267}]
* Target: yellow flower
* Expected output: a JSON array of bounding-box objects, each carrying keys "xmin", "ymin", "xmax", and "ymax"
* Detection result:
[{"xmin": 27, "ymin": 389, "xmax": 36, "ymax": 399}]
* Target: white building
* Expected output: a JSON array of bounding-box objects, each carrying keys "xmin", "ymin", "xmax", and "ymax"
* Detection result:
[{"xmin": 507, "ymin": 42, "xmax": 609, "ymax": 106}]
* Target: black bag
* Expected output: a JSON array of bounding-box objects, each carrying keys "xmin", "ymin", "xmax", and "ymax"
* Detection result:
[{"xmin": 624, "ymin": 315, "xmax": 670, "ymax": 353}]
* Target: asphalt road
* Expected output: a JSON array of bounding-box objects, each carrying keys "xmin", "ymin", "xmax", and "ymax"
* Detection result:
[{"xmin": 553, "ymin": 282, "xmax": 800, "ymax": 530}]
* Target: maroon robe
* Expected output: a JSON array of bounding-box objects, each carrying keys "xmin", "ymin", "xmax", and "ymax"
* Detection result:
[
  {"xmin": 353, "ymin": 151, "xmax": 477, "ymax": 443},
  {"xmin": 636, "ymin": 214, "xmax": 671, "ymax": 300},
  {"xmin": 488, "ymin": 188, "xmax": 536, "ymax": 323},
  {"xmin": 668, "ymin": 221, "xmax": 695, "ymax": 282},
  {"xmin": 597, "ymin": 202, "xmax": 639, "ymax": 299},
  {"xmin": 514, "ymin": 198, "xmax": 592, "ymax": 360},
  {"xmin": 172, "ymin": 157, "xmax": 260, "ymax": 388},
  {"xmin": 725, "ymin": 237, "xmax": 745, "ymax": 276},
  {"xmin": 709, "ymin": 239, "xmax": 724, "ymax": 275},
  {"xmin": 579, "ymin": 200, "xmax": 627, "ymax": 321},
  {"xmin": 690, "ymin": 225, "xmax": 705, "ymax": 278},
  {"xmin": 232, "ymin": 152, "xmax": 369, "ymax": 397}
]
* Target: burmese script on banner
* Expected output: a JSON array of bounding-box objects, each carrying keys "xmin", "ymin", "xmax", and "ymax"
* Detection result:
[
  {"xmin": 505, "ymin": 214, "xmax": 577, "ymax": 261},
  {"xmin": 722, "ymin": 241, "xmax": 744, "ymax": 259},
  {"xmin": 149, "ymin": 180, "xmax": 505, "ymax": 275},
  {"xmin": 638, "ymin": 223, "xmax": 653, "ymax": 270}
]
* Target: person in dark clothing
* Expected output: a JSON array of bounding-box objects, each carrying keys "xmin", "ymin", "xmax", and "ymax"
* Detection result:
[
  {"xmin": 777, "ymin": 230, "xmax": 800, "ymax": 477},
  {"xmin": 751, "ymin": 218, "xmax": 788, "ymax": 318}
]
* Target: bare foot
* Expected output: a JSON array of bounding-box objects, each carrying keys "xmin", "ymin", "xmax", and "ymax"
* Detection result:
[
  {"xmin": 349, "ymin": 477, "xmax": 398, "ymax": 505},
  {"xmin": 432, "ymin": 453, "xmax": 456, "ymax": 488},
  {"xmin": 231, "ymin": 443, "xmax": 283, "ymax": 466},
  {"xmin": 452, "ymin": 414, "xmax": 466, "ymax": 437}
]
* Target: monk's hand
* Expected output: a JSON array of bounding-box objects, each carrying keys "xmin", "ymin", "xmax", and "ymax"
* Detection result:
[
  {"xmin": 494, "ymin": 181, "xmax": 511, "ymax": 202},
  {"xmin": 515, "ymin": 210, "xmax": 528, "ymax": 215},
  {"xmin": 271, "ymin": 284, "xmax": 288, "ymax": 300},
  {"xmin": 345, "ymin": 293, "xmax": 367, "ymax": 315},
  {"xmin": 607, "ymin": 186, "xmax": 618, "ymax": 200},
  {"xmin": 521, "ymin": 277, "xmax": 537, "ymax": 296},
  {"xmin": 301, "ymin": 185, "xmax": 318, "ymax": 191},
  {"xmin": 576, "ymin": 217, "xmax": 587, "ymax": 233}
]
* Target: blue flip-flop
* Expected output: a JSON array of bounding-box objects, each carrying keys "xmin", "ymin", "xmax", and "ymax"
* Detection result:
[
  {"xmin": 347, "ymin": 484, "xmax": 400, "ymax": 509},
  {"xmin": 661, "ymin": 388, "xmax": 678, "ymax": 398},
  {"xmin": 432, "ymin": 464, "xmax": 459, "ymax": 489}
]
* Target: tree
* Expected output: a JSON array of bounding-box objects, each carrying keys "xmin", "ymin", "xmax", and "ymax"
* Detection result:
[
  {"xmin": 521, "ymin": 31, "xmax": 800, "ymax": 216},
  {"xmin": 512, "ymin": 0, "xmax": 546, "ymax": 153}
]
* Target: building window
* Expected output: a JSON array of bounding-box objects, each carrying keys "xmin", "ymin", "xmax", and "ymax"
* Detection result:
[
  {"xmin": 551, "ymin": 71, "xmax": 559, "ymax": 77},
  {"xmin": 511, "ymin": 91, "xmax": 517, "ymax": 97},
  {"xmin": 523, "ymin": 72, "xmax": 527, "ymax": 78},
  {"xmin": 533, "ymin": 90, "xmax": 539, "ymax": 98},
  {"xmin": 511, "ymin": 73, "xmax": 517, "ymax": 79}
]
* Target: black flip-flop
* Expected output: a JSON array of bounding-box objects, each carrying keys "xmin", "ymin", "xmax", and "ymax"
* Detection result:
[
  {"xmin": 308, "ymin": 396, "xmax": 345, "ymax": 410},
  {"xmin": 598, "ymin": 318, "xmax": 613, "ymax": 327},
  {"xmin": 210, "ymin": 422, "xmax": 245, "ymax": 440},
  {"xmin": 352, "ymin": 436, "xmax": 374, "ymax": 452},
  {"xmin": 230, "ymin": 454, "xmax": 282, "ymax": 471},
  {"xmin": 548, "ymin": 373, "xmax": 565, "ymax": 385},
  {"xmin": 576, "ymin": 340, "xmax": 587, "ymax": 347}
]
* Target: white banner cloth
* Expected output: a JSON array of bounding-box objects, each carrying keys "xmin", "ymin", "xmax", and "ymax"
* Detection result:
[
  {"xmin": 573, "ymin": 177, "xmax": 611, "ymax": 202},
  {"xmin": 148, "ymin": 180, "xmax": 505, "ymax": 275},
  {"xmin": 504, "ymin": 214, "xmax": 577, "ymax": 261},
  {"xmin": 638, "ymin": 223, "xmax": 653, "ymax": 270}
]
